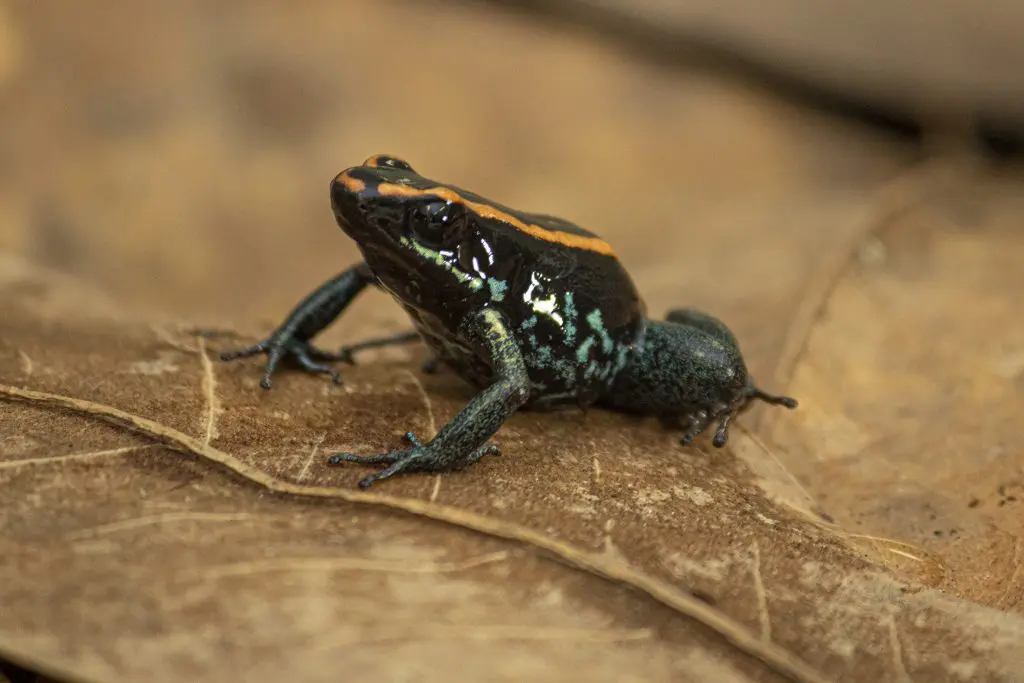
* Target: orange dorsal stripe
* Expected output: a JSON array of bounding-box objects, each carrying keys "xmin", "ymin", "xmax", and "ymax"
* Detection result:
[{"xmin": 375, "ymin": 182, "xmax": 616, "ymax": 257}]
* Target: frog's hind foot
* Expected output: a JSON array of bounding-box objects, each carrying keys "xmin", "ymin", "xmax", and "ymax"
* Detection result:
[
  {"xmin": 708, "ymin": 379, "xmax": 798, "ymax": 448},
  {"xmin": 676, "ymin": 379, "xmax": 797, "ymax": 449},
  {"xmin": 678, "ymin": 410, "xmax": 709, "ymax": 447},
  {"xmin": 678, "ymin": 410, "xmax": 735, "ymax": 448}
]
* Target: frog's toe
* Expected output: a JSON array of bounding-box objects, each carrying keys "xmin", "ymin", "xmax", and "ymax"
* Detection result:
[
  {"xmin": 256, "ymin": 341, "xmax": 342, "ymax": 389},
  {"xmin": 327, "ymin": 445, "xmax": 431, "ymax": 489},
  {"xmin": 678, "ymin": 410, "xmax": 709, "ymax": 446},
  {"xmin": 328, "ymin": 451, "xmax": 399, "ymax": 466},
  {"xmin": 220, "ymin": 341, "xmax": 268, "ymax": 362},
  {"xmin": 465, "ymin": 444, "xmax": 501, "ymax": 465},
  {"xmin": 221, "ymin": 334, "xmax": 348, "ymax": 389},
  {"xmin": 678, "ymin": 430, "xmax": 699, "ymax": 446},
  {"xmin": 258, "ymin": 345, "xmax": 288, "ymax": 389},
  {"xmin": 326, "ymin": 432, "xmax": 423, "ymax": 468},
  {"xmin": 332, "ymin": 347, "xmax": 356, "ymax": 365},
  {"xmin": 355, "ymin": 458, "xmax": 421, "ymax": 489},
  {"xmin": 290, "ymin": 349, "xmax": 343, "ymax": 385},
  {"xmin": 308, "ymin": 345, "xmax": 355, "ymax": 364},
  {"xmin": 402, "ymin": 431, "xmax": 424, "ymax": 447},
  {"xmin": 711, "ymin": 413, "xmax": 734, "ymax": 448},
  {"xmin": 327, "ymin": 432, "xmax": 500, "ymax": 489}
]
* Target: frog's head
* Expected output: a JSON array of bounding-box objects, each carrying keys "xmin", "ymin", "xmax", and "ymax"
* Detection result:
[{"xmin": 330, "ymin": 155, "xmax": 486, "ymax": 301}]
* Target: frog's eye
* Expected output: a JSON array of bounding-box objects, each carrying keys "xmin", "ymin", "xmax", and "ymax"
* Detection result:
[
  {"xmin": 364, "ymin": 155, "xmax": 414, "ymax": 172},
  {"xmin": 409, "ymin": 200, "xmax": 465, "ymax": 246}
]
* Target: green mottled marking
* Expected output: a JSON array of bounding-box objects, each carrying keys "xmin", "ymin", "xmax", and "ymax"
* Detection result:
[
  {"xmin": 487, "ymin": 278, "xmax": 508, "ymax": 302},
  {"xmin": 586, "ymin": 308, "xmax": 615, "ymax": 353},
  {"xmin": 564, "ymin": 291, "xmax": 577, "ymax": 318},
  {"xmin": 400, "ymin": 236, "xmax": 483, "ymax": 291},
  {"xmin": 563, "ymin": 292, "xmax": 578, "ymax": 344},
  {"xmin": 535, "ymin": 345, "xmax": 553, "ymax": 363},
  {"xmin": 552, "ymin": 358, "xmax": 577, "ymax": 387},
  {"xmin": 520, "ymin": 316, "xmax": 538, "ymax": 332},
  {"xmin": 612, "ymin": 343, "xmax": 630, "ymax": 375},
  {"xmin": 576, "ymin": 337, "xmax": 595, "ymax": 364}
]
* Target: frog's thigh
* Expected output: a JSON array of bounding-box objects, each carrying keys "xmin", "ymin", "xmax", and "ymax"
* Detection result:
[{"xmin": 665, "ymin": 307, "xmax": 739, "ymax": 350}]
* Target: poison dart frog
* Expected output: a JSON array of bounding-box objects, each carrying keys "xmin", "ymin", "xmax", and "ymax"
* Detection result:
[{"xmin": 221, "ymin": 154, "xmax": 797, "ymax": 489}]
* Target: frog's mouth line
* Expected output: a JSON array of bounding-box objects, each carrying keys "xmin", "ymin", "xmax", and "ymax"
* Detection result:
[
  {"xmin": 396, "ymin": 237, "xmax": 484, "ymax": 292},
  {"xmin": 359, "ymin": 237, "xmax": 486, "ymax": 298}
]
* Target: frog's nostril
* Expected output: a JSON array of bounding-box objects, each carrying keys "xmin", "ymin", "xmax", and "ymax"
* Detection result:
[
  {"xmin": 330, "ymin": 182, "xmax": 344, "ymax": 206},
  {"xmin": 331, "ymin": 171, "xmax": 365, "ymax": 200},
  {"xmin": 330, "ymin": 181, "xmax": 362, "ymax": 218}
]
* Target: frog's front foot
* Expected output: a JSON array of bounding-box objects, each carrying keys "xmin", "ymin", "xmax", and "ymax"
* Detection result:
[
  {"xmin": 327, "ymin": 431, "xmax": 501, "ymax": 489},
  {"xmin": 220, "ymin": 334, "xmax": 351, "ymax": 390}
]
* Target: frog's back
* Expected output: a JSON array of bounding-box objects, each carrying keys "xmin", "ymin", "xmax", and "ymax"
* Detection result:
[{"xmin": 448, "ymin": 193, "xmax": 647, "ymax": 409}]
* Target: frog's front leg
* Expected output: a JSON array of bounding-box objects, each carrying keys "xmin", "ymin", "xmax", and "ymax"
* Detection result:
[
  {"xmin": 327, "ymin": 308, "xmax": 530, "ymax": 489},
  {"xmin": 220, "ymin": 261, "xmax": 375, "ymax": 389}
]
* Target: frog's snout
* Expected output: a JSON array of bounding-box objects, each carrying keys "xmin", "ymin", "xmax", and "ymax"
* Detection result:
[
  {"xmin": 330, "ymin": 171, "xmax": 363, "ymax": 215},
  {"xmin": 330, "ymin": 171, "xmax": 401, "ymax": 242}
]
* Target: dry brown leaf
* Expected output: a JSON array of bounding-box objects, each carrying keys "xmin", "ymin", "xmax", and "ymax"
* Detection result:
[
  {"xmin": 2, "ymin": 2, "xmax": 1024, "ymax": 683},
  {"xmin": 769, "ymin": 164, "xmax": 1024, "ymax": 611},
  {"xmin": 2, "ymin": 248, "xmax": 1022, "ymax": 683}
]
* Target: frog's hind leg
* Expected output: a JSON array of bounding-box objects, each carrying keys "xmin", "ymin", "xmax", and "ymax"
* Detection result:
[
  {"xmin": 665, "ymin": 307, "xmax": 739, "ymax": 349},
  {"xmin": 327, "ymin": 308, "xmax": 530, "ymax": 489},
  {"xmin": 338, "ymin": 330, "xmax": 422, "ymax": 361},
  {"xmin": 220, "ymin": 261, "xmax": 376, "ymax": 389},
  {"xmin": 665, "ymin": 308, "xmax": 797, "ymax": 446},
  {"xmin": 340, "ymin": 330, "xmax": 440, "ymax": 373}
]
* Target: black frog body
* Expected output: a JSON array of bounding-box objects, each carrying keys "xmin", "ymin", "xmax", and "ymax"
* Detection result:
[
  {"xmin": 331, "ymin": 156, "xmax": 646, "ymax": 411},
  {"xmin": 222, "ymin": 154, "xmax": 797, "ymax": 489}
]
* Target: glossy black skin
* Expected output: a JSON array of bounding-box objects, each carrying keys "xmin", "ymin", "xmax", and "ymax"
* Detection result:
[
  {"xmin": 221, "ymin": 155, "xmax": 797, "ymax": 488},
  {"xmin": 332, "ymin": 159, "xmax": 646, "ymax": 410}
]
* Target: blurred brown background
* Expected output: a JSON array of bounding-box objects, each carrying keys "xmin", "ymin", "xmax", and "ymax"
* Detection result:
[
  {"xmin": 3, "ymin": 1, "xmax": 1024, "ymax": 682},
  {"xmin": 2, "ymin": 0, "xmax": 1021, "ymax": 329}
]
